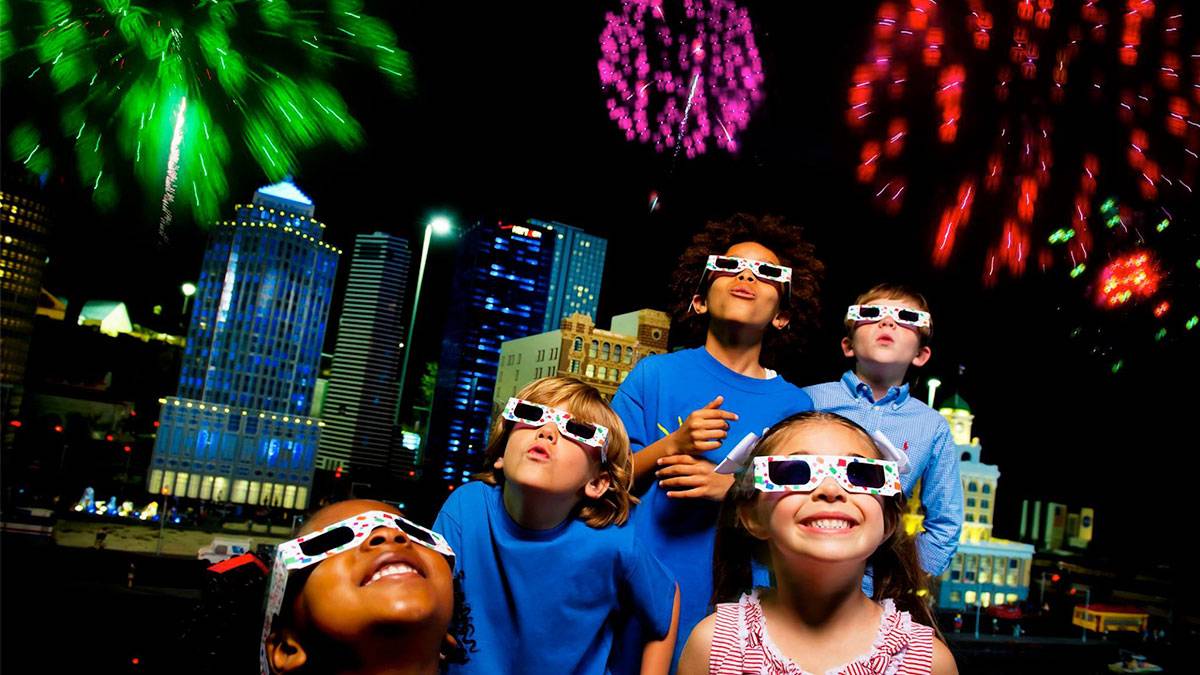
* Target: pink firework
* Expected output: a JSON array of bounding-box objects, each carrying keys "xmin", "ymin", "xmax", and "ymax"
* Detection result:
[
  {"xmin": 598, "ymin": 0, "xmax": 766, "ymax": 158},
  {"xmin": 848, "ymin": 1, "xmax": 1198, "ymax": 286}
]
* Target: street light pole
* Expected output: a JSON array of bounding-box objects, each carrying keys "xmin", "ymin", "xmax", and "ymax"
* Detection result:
[
  {"xmin": 395, "ymin": 217, "xmax": 452, "ymax": 425},
  {"xmin": 1081, "ymin": 588, "xmax": 1091, "ymax": 643},
  {"xmin": 974, "ymin": 582, "xmax": 983, "ymax": 639},
  {"xmin": 180, "ymin": 282, "xmax": 197, "ymax": 318},
  {"xmin": 155, "ymin": 487, "xmax": 168, "ymax": 556}
]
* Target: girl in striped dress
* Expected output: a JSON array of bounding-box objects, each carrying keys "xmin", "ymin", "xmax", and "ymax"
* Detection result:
[{"xmin": 678, "ymin": 412, "xmax": 957, "ymax": 675}]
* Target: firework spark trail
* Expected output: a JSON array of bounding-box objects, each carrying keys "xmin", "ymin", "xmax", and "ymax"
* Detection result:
[
  {"xmin": 673, "ymin": 72, "xmax": 702, "ymax": 162},
  {"xmin": 3, "ymin": 0, "xmax": 412, "ymax": 225},
  {"xmin": 158, "ymin": 95, "xmax": 187, "ymax": 242},
  {"xmin": 599, "ymin": 0, "xmax": 765, "ymax": 158},
  {"xmin": 848, "ymin": 0, "xmax": 1198, "ymax": 286}
]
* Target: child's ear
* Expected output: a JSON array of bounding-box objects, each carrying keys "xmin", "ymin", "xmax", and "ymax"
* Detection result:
[
  {"xmin": 583, "ymin": 469, "xmax": 612, "ymax": 500},
  {"xmin": 840, "ymin": 336, "xmax": 856, "ymax": 358},
  {"xmin": 690, "ymin": 293, "xmax": 708, "ymax": 315},
  {"xmin": 493, "ymin": 456, "xmax": 504, "ymax": 471},
  {"xmin": 267, "ymin": 628, "xmax": 308, "ymax": 674},
  {"xmin": 736, "ymin": 502, "xmax": 770, "ymax": 541},
  {"xmin": 771, "ymin": 310, "xmax": 790, "ymax": 331},
  {"xmin": 911, "ymin": 345, "xmax": 932, "ymax": 367}
]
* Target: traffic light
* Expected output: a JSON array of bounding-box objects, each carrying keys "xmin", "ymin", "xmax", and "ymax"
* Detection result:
[
  {"xmin": 334, "ymin": 466, "xmax": 343, "ymax": 479},
  {"xmin": 1051, "ymin": 573, "xmax": 1061, "ymax": 583}
]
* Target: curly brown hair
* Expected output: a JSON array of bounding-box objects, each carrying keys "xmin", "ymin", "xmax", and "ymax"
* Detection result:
[
  {"xmin": 475, "ymin": 377, "xmax": 635, "ymax": 528},
  {"xmin": 669, "ymin": 213, "xmax": 824, "ymax": 365}
]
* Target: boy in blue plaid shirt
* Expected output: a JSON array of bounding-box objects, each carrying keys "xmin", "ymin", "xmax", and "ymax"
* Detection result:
[{"xmin": 802, "ymin": 284, "xmax": 963, "ymax": 584}]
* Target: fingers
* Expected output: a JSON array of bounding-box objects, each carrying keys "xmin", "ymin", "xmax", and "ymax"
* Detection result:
[
  {"xmin": 658, "ymin": 474, "xmax": 707, "ymax": 490},
  {"xmin": 667, "ymin": 485, "xmax": 710, "ymax": 497},
  {"xmin": 691, "ymin": 418, "xmax": 731, "ymax": 431},
  {"xmin": 695, "ymin": 398, "xmax": 738, "ymax": 420}
]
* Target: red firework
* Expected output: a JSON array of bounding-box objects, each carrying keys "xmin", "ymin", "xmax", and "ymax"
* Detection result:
[
  {"xmin": 1096, "ymin": 250, "xmax": 1161, "ymax": 307},
  {"xmin": 849, "ymin": 1, "xmax": 1199, "ymax": 286}
]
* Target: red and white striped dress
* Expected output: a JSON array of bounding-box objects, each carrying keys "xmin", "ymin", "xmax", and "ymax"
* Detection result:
[{"xmin": 708, "ymin": 592, "xmax": 935, "ymax": 675}]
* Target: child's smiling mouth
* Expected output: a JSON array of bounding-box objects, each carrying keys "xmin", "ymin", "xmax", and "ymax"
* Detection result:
[{"xmin": 363, "ymin": 553, "xmax": 427, "ymax": 586}]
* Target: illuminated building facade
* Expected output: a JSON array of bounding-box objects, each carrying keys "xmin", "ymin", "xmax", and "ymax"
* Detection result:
[
  {"xmin": 493, "ymin": 309, "xmax": 671, "ymax": 403},
  {"xmin": 427, "ymin": 220, "xmax": 555, "ymax": 487},
  {"xmin": 317, "ymin": 232, "xmax": 412, "ymax": 481},
  {"xmin": 149, "ymin": 182, "xmax": 340, "ymax": 510},
  {"xmin": 533, "ymin": 219, "xmax": 608, "ymax": 331},
  {"xmin": 925, "ymin": 394, "xmax": 1035, "ymax": 611},
  {"xmin": 0, "ymin": 186, "xmax": 51, "ymax": 425}
]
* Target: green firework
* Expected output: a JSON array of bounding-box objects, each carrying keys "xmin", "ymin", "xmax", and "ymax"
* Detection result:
[{"xmin": 1, "ymin": 0, "xmax": 411, "ymax": 226}]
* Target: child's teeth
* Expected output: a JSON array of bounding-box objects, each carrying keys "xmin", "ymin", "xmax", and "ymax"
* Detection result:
[
  {"xmin": 810, "ymin": 519, "xmax": 851, "ymax": 530},
  {"xmin": 368, "ymin": 563, "xmax": 418, "ymax": 584}
]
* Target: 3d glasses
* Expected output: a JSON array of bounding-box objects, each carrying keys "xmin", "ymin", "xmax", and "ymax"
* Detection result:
[
  {"xmin": 502, "ymin": 398, "xmax": 610, "ymax": 462},
  {"xmin": 705, "ymin": 255, "xmax": 792, "ymax": 285},
  {"xmin": 261, "ymin": 511, "xmax": 455, "ymax": 674},
  {"xmin": 752, "ymin": 455, "xmax": 902, "ymax": 497},
  {"xmin": 845, "ymin": 304, "xmax": 931, "ymax": 329}
]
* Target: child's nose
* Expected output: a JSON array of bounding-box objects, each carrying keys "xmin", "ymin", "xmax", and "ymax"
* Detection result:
[
  {"xmin": 736, "ymin": 269, "xmax": 756, "ymax": 282},
  {"xmin": 812, "ymin": 477, "xmax": 848, "ymax": 502},
  {"xmin": 536, "ymin": 422, "xmax": 558, "ymax": 442},
  {"xmin": 366, "ymin": 527, "xmax": 410, "ymax": 548}
]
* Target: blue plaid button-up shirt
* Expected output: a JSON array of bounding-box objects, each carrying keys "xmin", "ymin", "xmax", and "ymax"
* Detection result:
[{"xmin": 802, "ymin": 371, "xmax": 963, "ymax": 576}]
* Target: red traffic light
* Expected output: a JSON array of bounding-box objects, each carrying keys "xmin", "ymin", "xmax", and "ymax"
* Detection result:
[
  {"xmin": 7, "ymin": 420, "xmax": 21, "ymax": 428},
  {"xmin": 334, "ymin": 467, "xmax": 343, "ymax": 479},
  {"xmin": 1051, "ymin": 574, "xmax": 1061, "ymax": 583},
  {"xmin": 53, "ymin": 424, "xmax": 64, "ymax": 433},
  {"xmin": 106, "ymin": 434, "xmax": 114, "ymax": 442},
  {"xmin": 124, "ymin": 445, "xmax": 132, "ymax": 454}
]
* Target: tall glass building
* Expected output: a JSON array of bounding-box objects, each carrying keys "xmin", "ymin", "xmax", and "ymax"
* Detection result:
[
  {"xmin": 317, "ymin": 232, "xmax": 411, "ymax": 481},
  {"xmin": 531, "ymin": 219, "xmax": 608, "ymax": 332},
  {"xmin": 0, "ymin": 182, "xmax": 51, "ymax": 432},
  {"xmin": 149, "ymin": 182, "xmax": 340, "ymax": 510},
  {"xmin": 427, "ymin": 220, "xmax": 555, "ymax": 487}
]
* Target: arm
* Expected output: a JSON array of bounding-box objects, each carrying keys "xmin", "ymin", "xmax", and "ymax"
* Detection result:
[
  {"xmin": 639, "ymin": 584, "xmax": 680, "ymax": 675},
  {"xmin": 931, "ymin": 637, "xmax": 959, "ymax": 675},
  {"xmin": 632, "ymin": 396, "xmax": 738, "ymax": 491},
  {"xmin": 915, "ymin": 424, "xmax": 964, "ymax": 577},
  {"xmin": 676, "ymin": 612, "xmax": 716, "ymax": 675}
]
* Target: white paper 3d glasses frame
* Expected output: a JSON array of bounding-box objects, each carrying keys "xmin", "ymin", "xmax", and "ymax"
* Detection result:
[
  {"xmin": 714, "ymin": 428, "xmax": 909, "ymax": 497},
  {"xmin": 260, "ymin": 511, "xmax": 455, "ymax": 675}
]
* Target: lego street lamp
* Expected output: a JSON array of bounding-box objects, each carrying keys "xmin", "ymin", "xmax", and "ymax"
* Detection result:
[
  {"xmin": 927, "ymin": 377, "xmax": 942, "ymax": 408},
  {"xmin": 395, "ymin": 216, "xmax": 453, "ymax": 424},
  {"xmin": 180, "ymin": 282, "xmax": 197, "ymax": 320}
]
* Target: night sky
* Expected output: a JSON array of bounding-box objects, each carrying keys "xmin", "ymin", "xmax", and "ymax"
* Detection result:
[{"xmin": 11, "ymin": 2, "xmax": 1196, "ymax": 570}]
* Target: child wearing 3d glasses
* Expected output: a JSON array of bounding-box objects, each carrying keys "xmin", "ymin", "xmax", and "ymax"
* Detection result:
[
  {"xmin": 433, "ymin": 376, "xmax": 680, "ymax": 675},
  {"xmin": 802, "ymin": 284, "xmax": 964, "ymax": 591},
  {"xmin": 262, "ymin": 499, "xmax": 472, "ymax": 675},
  {"xmin": 678, "ymin": 411, "xmax": 957, "ymax": 675},
  {"xmin": 609, "ymin": 213, "xmax": 823, "ymax": 669}
]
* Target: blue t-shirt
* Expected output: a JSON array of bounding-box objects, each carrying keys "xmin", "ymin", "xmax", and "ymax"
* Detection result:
[
  {"xmin": 433, "ymin": 481, "xmax": 676, "ymax": 675},
  {"xmin": 609, "ymin": 346, "xmax": 814, "ymax": 667}
]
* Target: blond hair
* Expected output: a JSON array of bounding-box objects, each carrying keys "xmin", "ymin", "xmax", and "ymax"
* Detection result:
[{"xmin": 476, "ymin": 377, "xmax": 635, "ymax": 528}]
